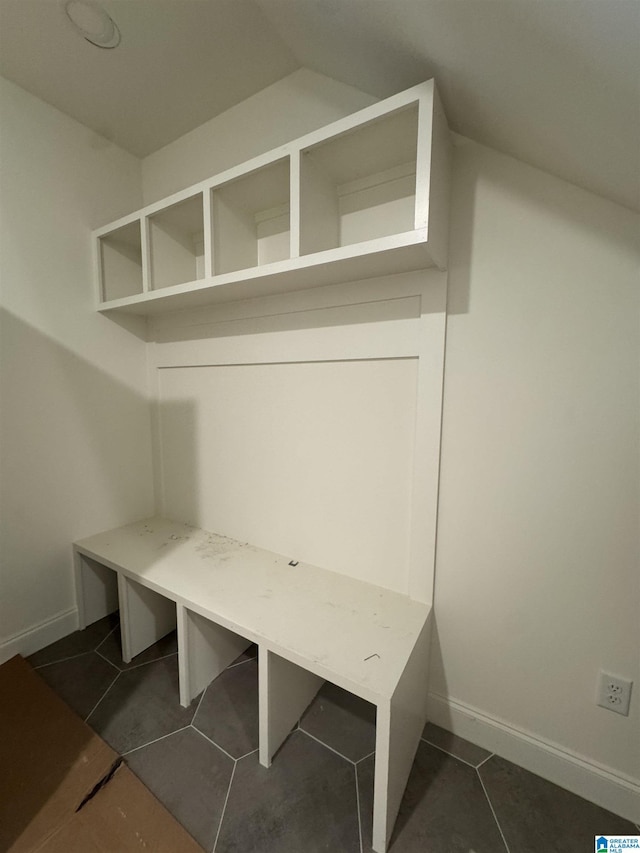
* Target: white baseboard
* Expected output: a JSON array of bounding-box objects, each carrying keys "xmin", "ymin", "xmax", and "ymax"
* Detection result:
[
  {"xmin": 0, "ymin": 608, "xmax": 79, "ymax": 664},
  {"xmin": 427, "ymin": 692, "xmax": 640, "ymax": 825}
]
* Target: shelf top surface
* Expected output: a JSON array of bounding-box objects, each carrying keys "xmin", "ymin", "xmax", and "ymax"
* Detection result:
[{"xmin": 75, "ymin": 516, "xmax": 430, "ymax": 701}]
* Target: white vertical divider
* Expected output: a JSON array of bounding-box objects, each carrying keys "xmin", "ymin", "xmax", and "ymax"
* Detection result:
[
  {"xmin": 146, "ymin": 339, "xmax": 164, "ymax": 516},
  {"xmin": 407, "ymin": 277, "xmax": 447, "ymax": 604},
  {"xmin": 414, "ymin": 82, "xmax": 433, "ymax": 233},
  {"xmin": 141, "ymin": 215, "xmax": 152, "ymax": 293},
  {"xmin": 289, "ymin": 152, "xmax": 301, "ymax": 260},
  {"xmin": 177, "ymin": 605, "xmax": 251, "ymax": 708},
  {"xmin": 258, "ymin": 646, "xmax": 324, "ymax": 767},
  {"xmin": 203, "ymin": 187, "xmax": 214, "ymax": 278},
  {"xmin": 92, "ymin": 232, "xmax": 104, "ymax": 305},
  {"xmin": 372, "ymin": 616, "xmax": 431, "ymax": 853},
  {"xmin": 117, "ymin": 574, "xmax": 176, "ymax": 664},
  {"xmin": 425, "ymin": 86, "xmax": 453, "ymax": 271}
]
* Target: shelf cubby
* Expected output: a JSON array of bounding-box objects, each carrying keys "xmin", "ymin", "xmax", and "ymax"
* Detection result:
[
  {"xmin": 148, "ymin": 193, "xmax": 205, "ymax": 290},
  {"xmin": 98, "ymin": 220, "xmax": 143, "ymax": 301},
  {"xmin": 299, "ymin": 104, "xmax": 419, "ymax": 256},
  {"xmin": 211, "ymin": 158, "xmax": 291, "ymax": 275}
]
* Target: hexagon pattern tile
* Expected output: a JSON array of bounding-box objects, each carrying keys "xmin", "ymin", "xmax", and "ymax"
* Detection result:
[
  {"xmin": 300, "ymin": 680, "xmax": 376, "ymax": 761},
  {"xmin": 421, "ymin": 722, "xmax": 492, "ymax": 767},
  {"xmin": 28, "ymin": 613, "xmax": 119, "ymax": 667},
  {"xmin": 193, "ymin": 658, "xmax": 259, "ymax": 758},
  {"xmin": 479, "ymin": 755, "xmax": 639, "ymax": 853},
  {"xmin": 87, "ymin": 654, "xmax": 198, "ymax": 753},
  {"xmin": 35, "ymin": 650, "xmax": 118, "ymax": 720},
  {"xmin": 97, "ymin": 625, "xmax": 179, "ymax": 670},
  {"xmin": 25, "ymin": 619, "xmax": 639, "ymax": 853},
  {"xmin": 358, "ymin": 742, "xmax": 508, "ymax": 853},
  {"xmin": 126, "ymin": 727, "xmax": 233, "ymax": 851},
  {"xmin": 216, "ymin": 730, "xmax": 360, "ymax": 853}
]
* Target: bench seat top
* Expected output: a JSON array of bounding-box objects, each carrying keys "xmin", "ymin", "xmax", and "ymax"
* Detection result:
[{"xmin": 74, "ymin": 516, "xmax": 431, "ymax": 703}]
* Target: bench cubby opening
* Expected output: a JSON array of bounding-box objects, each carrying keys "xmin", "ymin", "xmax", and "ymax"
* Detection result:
[
  {"xmin": 177, "ymin": 607, "xmax": 253, "ymax": 707},
  {"xmin": 74, "ymin": 553, "xmax": 177, "ymax": 664},
  {"xmin": 74, "ymin": 552, "xmax": 120, "ymax": 629},
  {"xmin": 117, "ymin": 574, "xmax": 177, "ymax": 663}
]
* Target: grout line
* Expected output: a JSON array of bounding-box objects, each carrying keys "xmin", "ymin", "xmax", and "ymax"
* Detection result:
[
  {"xmin": 84, "ymin": 671, "xmax": 121, "ymax": 724},
  {"xmin": 298, "ymin": 727, "xmax": 356, "ymax": 765},
  {"xmin": 34, "ymin": 650, "xmax": 101, "ymax": 669},
  {"xmin": 212, "ymin": 759, "xmax": 237, "ymax": 853},
  {"xmin": 477, "ymin": 768, "xmax": 511, "ymax": 853},
  {"xmin": 191, "ymin": 724, "xmax": 242, "ymax": 763},
  {"xmin": 123, "ymin": 725, "xmax": 192, "ymax": 756},
  {"xmin": 419, "ymin": 735, "xmax": 489, "ymax": 770},
  {"xmin": 95, "ymin": 648, "xmax": 123, "ymax": 671},
  {"xmin": 226, "ymin": 656, "xmax": 256, "ymax": 670},
  {"xmin": 32, "ymin": 618, "xmax": 120, "ymax": 669},
  {"xmin": 475, "ymin": 752, "xmax": 495, "ymax": 770},
  {"xmin": 94, "ymin": 622, "xmax": 120, "ymax": 652},
  {"xmin": 356, "ymin": 750, "xmax": 376, "ymax": 765},
  {"xmin": 192, "ymin": 683, "xmax": 208, "ymax": 718},
  {"xmin": 354, "ymin": 763, "xmax": 364, "ymax": 853},
  {"xmin": 118, "ymin": 651, "xmax": 178, "ymax": 671},
  {"xmin": 236, "ymin": 747, "xmax": 259, "ymax": 761}
]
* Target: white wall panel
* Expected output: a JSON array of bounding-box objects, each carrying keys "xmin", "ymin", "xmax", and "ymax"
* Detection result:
[{"xmin": 157, "ymin": 358, "xmax": 418, "ymax": 593}]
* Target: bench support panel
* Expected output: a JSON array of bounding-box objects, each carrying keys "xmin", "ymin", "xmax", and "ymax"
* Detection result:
[
  {"xmin": 74, "ymin": 550, "xmax": 119, "ymax": 630},
  {"xmin": 118, "ymin": 574, "xmax": 177, "ymax": 664},
  {"xmin": 177, "ymin": 606, "xmax": 252, "ymax": 707},
  {"xmin": 372, "ymin": 615, "xmax": 431, "ymax": 853},
  {"xmin": 259, "ymin": 648, "xmax": 324, "ymax": 768}
]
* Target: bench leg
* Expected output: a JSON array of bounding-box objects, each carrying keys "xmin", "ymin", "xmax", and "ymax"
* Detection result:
[
  {"xmin": 177, "ymin": 606, "xmax": 252, "ymax": 707},
  {"xmin": 371, "ymin": 617, "xmax": 431, "ymax": 853},
  {"xmin": 117, "ymin": 574, "xmax": 177, "ymax": 664},
  {"xmin": 258, "ymin": 648, "xmax": 323, "ymax": 768}
]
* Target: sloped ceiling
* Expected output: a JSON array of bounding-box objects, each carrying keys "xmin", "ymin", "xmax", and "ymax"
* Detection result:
[{"xmin": 1, "ymin": 0, "xmax": 638, "ymax": 211}]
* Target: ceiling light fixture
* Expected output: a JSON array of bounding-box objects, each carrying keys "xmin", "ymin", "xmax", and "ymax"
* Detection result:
[{"xmin": 64, "ymin": 0, "xmax": 121, "ymax": 49}]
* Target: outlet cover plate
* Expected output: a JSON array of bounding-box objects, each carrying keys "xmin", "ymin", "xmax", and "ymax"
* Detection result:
[{"xmin": 597, "ymin": 671, "xmax": 633, "ymax": 716}]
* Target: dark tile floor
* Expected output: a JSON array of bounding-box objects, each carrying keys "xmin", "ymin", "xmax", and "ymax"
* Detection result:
[{"xmin": 29, "ymin": 616, "xmax": 638, "ymax": 853}]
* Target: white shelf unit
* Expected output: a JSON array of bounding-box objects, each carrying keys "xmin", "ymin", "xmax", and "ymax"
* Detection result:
[{"xmin": 93, "ymin": 80, "xmax": 450, "ymax": 316}]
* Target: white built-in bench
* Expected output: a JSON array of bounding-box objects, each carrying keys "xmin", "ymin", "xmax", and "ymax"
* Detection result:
[{"xmin": 73, "ymin": 516, "xmax": 432, "ymax": 853}]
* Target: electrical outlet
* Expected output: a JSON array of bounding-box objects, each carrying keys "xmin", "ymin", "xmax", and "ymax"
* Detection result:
[{"xmin": 597, "ymin": 672, "xmax": 633, "ymax": 716}]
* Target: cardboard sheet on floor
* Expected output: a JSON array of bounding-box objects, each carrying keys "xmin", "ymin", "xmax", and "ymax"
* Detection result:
[{"xmin": 0, "ymin": 655, "xmax": 203, "ymax": 853}]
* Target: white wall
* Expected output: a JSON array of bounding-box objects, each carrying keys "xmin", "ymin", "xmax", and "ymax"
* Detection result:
[
  {"xmin": 0, "ymin": 77, "xmax": 154, "ymax": 659},
  {"xmin": 430, "ymin": 136, "xmax": 639, "ymax": 803},
  {"xmin": 142, "ymin": 68, "xmax": 376, "ymax": 204}
]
